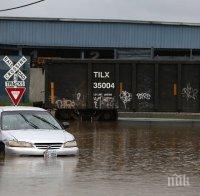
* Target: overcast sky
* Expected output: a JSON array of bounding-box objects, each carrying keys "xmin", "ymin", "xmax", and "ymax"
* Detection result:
[{"xmin": 0, "ymin": 0, "xmax": 199, "ymax": 23}]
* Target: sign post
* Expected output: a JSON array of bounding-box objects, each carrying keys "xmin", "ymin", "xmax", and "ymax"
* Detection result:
[{"xmin": 3, "ymin": 56, "xmax": 27, "ymax": 106}]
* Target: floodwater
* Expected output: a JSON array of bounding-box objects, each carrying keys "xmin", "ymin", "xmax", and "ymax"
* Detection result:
[{"xmin": 0, "ymin": 121, "xmax": 200, "ymax": 196}]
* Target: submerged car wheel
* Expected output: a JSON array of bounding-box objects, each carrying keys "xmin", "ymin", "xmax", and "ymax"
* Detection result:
[
  {"xmin": 0, "ymin": 142, "xmax": 5, "ymax": 157},
  {"xmin": 0, "ymin": 142, "xmax": 4, "ymax": 151}
]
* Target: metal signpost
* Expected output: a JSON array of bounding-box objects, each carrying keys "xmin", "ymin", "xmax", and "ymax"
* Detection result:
[{"xmin": 3, "ymin": 56, "xmax": 27, "ymax": 106}]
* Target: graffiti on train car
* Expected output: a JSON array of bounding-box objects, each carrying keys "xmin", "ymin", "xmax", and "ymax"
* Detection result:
[
  {"xmin": 55, "ymin": 99, "xmax": 75, "ymax": 109},
  {"xmin": 181, "ymin": 83, "xmax": 198, "ymax": 101},
  {"xmin": 119, "ymin": 91, "xmax": 132, "ymax": 109},
  {"xmin": 93, "ymin": 93, "xmax": 115, "ymax": 109},
  {"xmin": 136, "ymin": 92, "xmax": 151, "ymax": 100},
  {"xmin": 55, "ymin": 92, "xmax": 86, "ymax": 109},
  {"xmin": 76, "ymin": 92, "xmax": 81, "ymax": 101}
]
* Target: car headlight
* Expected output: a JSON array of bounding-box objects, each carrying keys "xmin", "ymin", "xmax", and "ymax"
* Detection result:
[
  {"xmin": 63, "ymin": 140, "xmax": 77, "ymax": 148},
  {"xmin": 6, "ymin": 140, "xmax": 33, "ymax": 148}
]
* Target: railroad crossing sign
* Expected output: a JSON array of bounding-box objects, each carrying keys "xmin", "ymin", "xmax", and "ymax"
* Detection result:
[
  {"xmin": 3, "ymin": 56, "xmax": 27, "ymax": 106},
  {"xmin": 3, "ymin": 56, "xmax": 27, "ymax": 81}
]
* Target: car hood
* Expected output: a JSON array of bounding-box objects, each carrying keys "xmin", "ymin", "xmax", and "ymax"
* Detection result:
[{"xmin": 1, "ymin": 129, "xmax": 75, "ymax": 143}]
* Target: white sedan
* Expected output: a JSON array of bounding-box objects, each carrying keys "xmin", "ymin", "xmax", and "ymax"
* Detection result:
[{"xmin": 0, "ymin": 106, "xmax": 79, "ymax": 156}]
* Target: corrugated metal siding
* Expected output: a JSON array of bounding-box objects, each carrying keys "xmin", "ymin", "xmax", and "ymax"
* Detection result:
[{"xmin": 0, "ymin": 19, "xmax": 200, "ymax": 49}]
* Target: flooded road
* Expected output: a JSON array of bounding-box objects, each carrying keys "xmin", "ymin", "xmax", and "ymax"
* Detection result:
[{"xmin": 0, "ymin": 121, "xmax": 200, "ymax": 196}]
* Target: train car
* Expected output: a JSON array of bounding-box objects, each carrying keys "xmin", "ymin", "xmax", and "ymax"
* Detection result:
[
  {"xmin": 44, "ymin": 59, "xmax": 118, "ymax": 121},
  {"xmin": 43, "ymin": 58, "xmax": 200, "ymax": 121}
]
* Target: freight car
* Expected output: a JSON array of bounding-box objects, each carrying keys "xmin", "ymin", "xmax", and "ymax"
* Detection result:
[
  {"xmin": 43, "ymin": 58, "xmax": 200, "ymax": 121},
  {"xmin": 44, "ymin": 59, "xmax": 118, "ymax": 121}
]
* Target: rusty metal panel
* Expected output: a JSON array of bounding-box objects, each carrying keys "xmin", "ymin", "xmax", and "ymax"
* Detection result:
[
  {"xmin": 118, "ymin": 64, "xmax": 132, "ymax": 111},
  {"xmin": 158, "ymin": 64, "xmax": 178, "ymax": 112},
  {"xmin": 181, "ymin": 65, "xmax": 200, "ymax": 112},
  {"xmin": 45, "ymin": 63, "xmax": 88, "ymax": 109},
  {"xmin": 136, "ymin": 64, "xmax": 155, "ymax": 111}
]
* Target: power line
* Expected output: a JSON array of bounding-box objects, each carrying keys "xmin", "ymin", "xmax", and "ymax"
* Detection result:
[{"xmin": 0, "ymin": 0, "xmax": 45, "ymax": 12}]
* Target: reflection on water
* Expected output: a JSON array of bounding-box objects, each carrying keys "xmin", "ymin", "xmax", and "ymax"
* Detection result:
[
  {"xmin": 1, "ymin": 121, "xmax": 200, "ymax": 196},
  {"xmin": 0, "ymin": 157, "xmax": 78, "ymax": 196}
]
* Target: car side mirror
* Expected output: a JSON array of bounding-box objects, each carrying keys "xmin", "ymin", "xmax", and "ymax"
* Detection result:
[{"xmin": 62, "ymin": 121, "xmax": 69, "ymax": 129}]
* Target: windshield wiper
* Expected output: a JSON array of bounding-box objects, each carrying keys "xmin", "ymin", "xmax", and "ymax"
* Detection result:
[
  {"xmin": 32, "ymin": 115, "xmax": 59, "ymax": 130},
  {"xmin": 19, "ymin": 113, "xmax": 39, "ymax": 129}
]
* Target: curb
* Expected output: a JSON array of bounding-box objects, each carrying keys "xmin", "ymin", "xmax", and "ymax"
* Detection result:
[{"xmin": 118, "ymin": 117, "xmax": 200, "ymax": 126}]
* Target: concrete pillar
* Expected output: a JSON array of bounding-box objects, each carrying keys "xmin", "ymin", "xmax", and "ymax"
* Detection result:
[{"xmin": 29, "ymin": 68, "xmax": 45, "ymax": 102}]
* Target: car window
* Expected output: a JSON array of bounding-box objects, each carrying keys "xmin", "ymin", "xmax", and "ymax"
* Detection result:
[{"xmin": 1, "ymin": 111, "xmax": 62, "ymax": 130}]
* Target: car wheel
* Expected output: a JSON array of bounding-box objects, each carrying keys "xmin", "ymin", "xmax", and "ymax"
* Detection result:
[{"xmin": 0, "ymin": 142, "xmax": 5, "ymax": 153}]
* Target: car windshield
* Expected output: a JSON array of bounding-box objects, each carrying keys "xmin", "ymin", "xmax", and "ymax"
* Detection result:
[{"xmin": 1, "ymin": 110, "xmax": 62, "ymax": 130}]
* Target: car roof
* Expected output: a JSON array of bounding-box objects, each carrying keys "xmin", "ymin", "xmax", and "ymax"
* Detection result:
[{"xmin": 0, "ymin": 106, "xmax": 46, "ymax": 113}]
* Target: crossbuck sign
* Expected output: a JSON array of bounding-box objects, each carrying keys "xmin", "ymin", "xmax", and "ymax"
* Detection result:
[
  {"xmin": 3, "ymin": 56, "xmax": 27, "ymax": 81},
  {"xmin": 3, "ymin": 56, "xmax": 27, "ymax": 106}
]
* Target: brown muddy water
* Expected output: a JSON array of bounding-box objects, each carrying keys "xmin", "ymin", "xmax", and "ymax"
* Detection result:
[{"xmin": 0, "ymin": 121, "xmax": 200, "ymax": 196}]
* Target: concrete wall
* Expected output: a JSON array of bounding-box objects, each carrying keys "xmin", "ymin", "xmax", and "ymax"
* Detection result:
[{"xmin": 29, "ymin": 68, "xmax": 45, "ymax": 102}]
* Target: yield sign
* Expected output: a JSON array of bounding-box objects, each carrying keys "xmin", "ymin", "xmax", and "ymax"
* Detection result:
[{"xmin": 5, "ymin": 87, "xmax": 26, "ymax": 106}]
